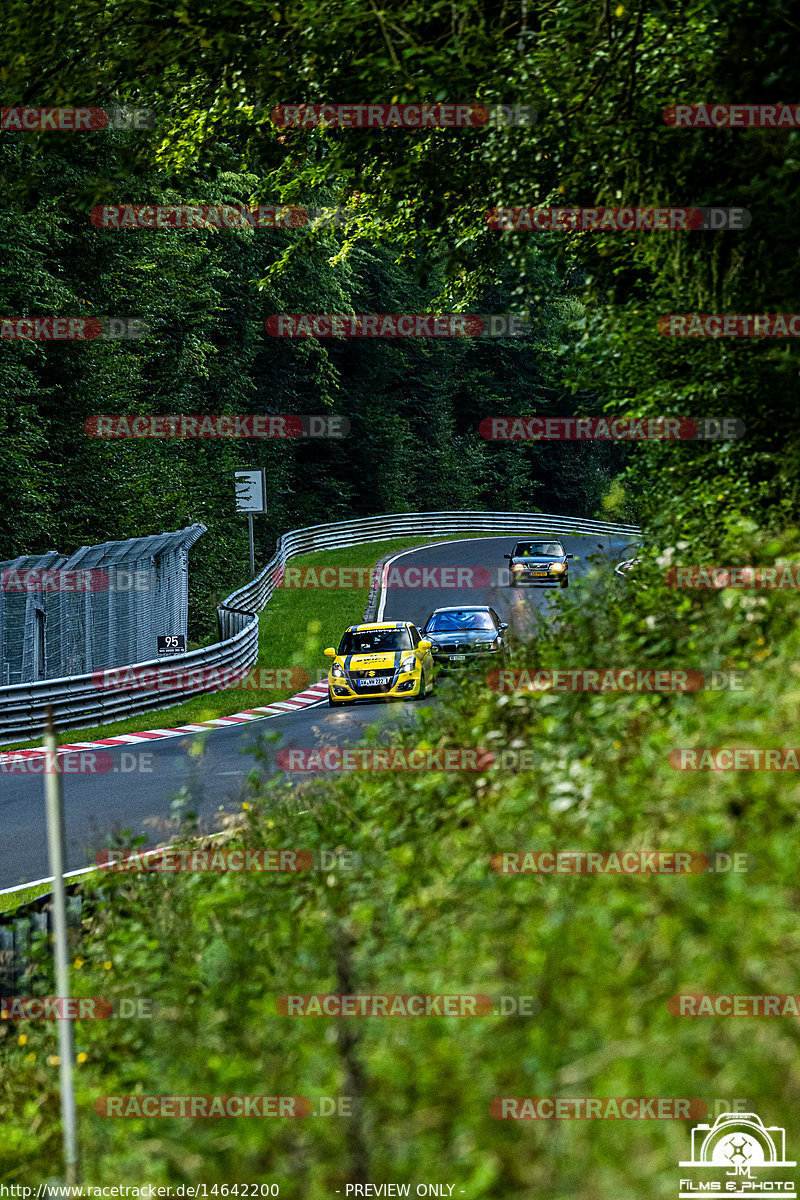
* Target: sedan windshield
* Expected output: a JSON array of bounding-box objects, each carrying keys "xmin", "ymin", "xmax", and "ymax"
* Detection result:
[
  {"xmin": 338, "ymin": 628, "xmax": 413, "ymax": 654},
  {"xmin": 426, "ymin": 611, "xmax": 495, "ymax": 632},
  {"xmin": 514, "ymin": 542, "xmax": 564, "ymax": 557}
]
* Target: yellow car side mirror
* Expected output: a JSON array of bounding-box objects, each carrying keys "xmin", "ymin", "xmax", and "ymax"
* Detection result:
[
  {"xmin": 323, "ymin": 647, "xmax": 337, "ymax": 658},
  {"xmin": 418, "ymin": 639, "xmax": 432, "ymax": 652}
]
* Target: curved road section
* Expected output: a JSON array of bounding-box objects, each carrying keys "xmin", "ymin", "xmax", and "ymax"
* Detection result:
[{"xmin": 0, "ymin": 532, "xmax": 630, "ymax": 887}]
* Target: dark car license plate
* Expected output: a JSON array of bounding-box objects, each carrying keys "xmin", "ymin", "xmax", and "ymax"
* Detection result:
[
  {"xmin": 449, "ymin": 654, "xmax": 466, "ymax": 661},
  {"xmin": 529, "ymin": 571, "xmax": 548, "ymax": 577}
]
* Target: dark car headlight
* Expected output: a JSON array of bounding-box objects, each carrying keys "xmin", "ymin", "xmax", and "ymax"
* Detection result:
[{"xmin": 473, "ymin": 640, "xmax": 494, "ymax": 650}]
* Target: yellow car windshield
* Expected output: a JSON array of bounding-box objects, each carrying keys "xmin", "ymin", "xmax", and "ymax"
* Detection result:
[{"xmin": 338, "ymin": 629, "xmax": 413, "ymax": 654}]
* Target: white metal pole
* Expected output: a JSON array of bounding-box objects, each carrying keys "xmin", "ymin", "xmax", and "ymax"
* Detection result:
[
  {"xmin": 44, "ymin": 709, "xmax": 79, "ymax": 1185},
  {"xmin": 248, "ymin": 514, "xmax": 255, "ymax": 580}
]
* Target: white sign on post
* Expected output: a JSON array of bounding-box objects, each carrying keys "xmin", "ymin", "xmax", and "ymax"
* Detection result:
[
  {"xmin": 234, "ymin": 470, "xmax": 266, "ymax": 580},
  {"xmin": 234, "ymin": 470, "xmax": 267, "ymax": 514}
]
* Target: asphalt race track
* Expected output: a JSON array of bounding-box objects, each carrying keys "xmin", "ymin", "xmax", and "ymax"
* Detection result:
[{"xmin": 0, "ymin": 532, "xmax": 634, "ymax": 888}]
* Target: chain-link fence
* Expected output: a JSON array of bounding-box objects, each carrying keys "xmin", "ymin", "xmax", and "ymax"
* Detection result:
[{"xmin": 0, "ymin": 525, "xmax": 206, "ymax": 684}]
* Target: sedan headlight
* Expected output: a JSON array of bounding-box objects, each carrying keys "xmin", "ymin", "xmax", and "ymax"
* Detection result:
[
  {"xmin": 550, "ymin": 562, "xmax": 565, "ymax": 573},
  {"xmin": 473, "ymin": 640, "xmax": 494, "ymax": 650},
  {"xmin": 400, "ymin": 655, "xmax": 417, "ymax": 673},
  {"xmin": 331, "ymin": 661, "xmax": 346, "ymax": 677},
  {"xmin": 512, "ymin": 562, "xmax": 525, "ymax": 571}
]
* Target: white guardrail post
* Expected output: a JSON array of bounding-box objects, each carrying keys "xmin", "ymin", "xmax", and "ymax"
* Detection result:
[{"xmin": 0, "ymin": 511, "xmax": 641, "ymax": 744}]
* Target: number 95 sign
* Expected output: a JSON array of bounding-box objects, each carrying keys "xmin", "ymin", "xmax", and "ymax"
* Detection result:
[{"xmin": 157, "ymin": 635, "xmax": 186, "ymax": 654}]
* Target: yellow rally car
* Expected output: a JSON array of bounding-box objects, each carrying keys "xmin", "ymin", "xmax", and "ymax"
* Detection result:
[{"xmin": 324, "ymin": 621, "xmax": 435, "ymax": 707}]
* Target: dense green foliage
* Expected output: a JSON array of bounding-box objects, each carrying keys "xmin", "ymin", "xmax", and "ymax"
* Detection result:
[
  {"xmin": 3, "ymin": 0, "xmax": 797, "ymax": 541},
  {"xmin": 0, "ymin": 136, "xmax": 618, "ymax": 637},
  {"xmin": 1, "ymin": 0, "xmax": 799, "ymax": 1190},
  {"xmin": 2, "ymin": 538, "xmax": 799, "ymax": 1189}
]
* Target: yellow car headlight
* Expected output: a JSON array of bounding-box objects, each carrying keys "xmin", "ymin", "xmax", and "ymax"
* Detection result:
[
  {"xmin": 400, "ymin": 655, "xmax": 417, "ymax": 673},
  {"xmin": 331, "ymin": 661, "xmax": 346, "ymax": 677}
]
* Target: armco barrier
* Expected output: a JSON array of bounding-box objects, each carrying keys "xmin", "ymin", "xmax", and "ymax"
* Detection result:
[
  {"xmin": 0, "ymin": 890, "xmax": 84, "ymax": 996},
  {"xmin": 0, "ymin": 605, "xmax": 258, "ymax": 745},
  {"xmin": 614, "ymin": 557, "xmax": 642, "ymax": 580},
  {"xmin": 0, "ymin": 510, "xmax": 640, "ymax": 744}
]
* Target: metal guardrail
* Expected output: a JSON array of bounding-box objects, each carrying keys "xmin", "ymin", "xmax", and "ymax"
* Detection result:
[
  {"xmin": 219, "ymin": 510, "xmax": 641, "ymax": 636},
  {"xmin": 0, "ymin": 510, "xmax": 640, "ymax": 745},
  {"xmin": 614, "ymin": 557, "xmax": 642, "ymax": 580},
  {"xmin": 0, "ymin": 891, "xmax": 84, "ymax": 996},
  {"xmin": 0, "ymin": 608, "xmax": 258, "ymax": 744}
]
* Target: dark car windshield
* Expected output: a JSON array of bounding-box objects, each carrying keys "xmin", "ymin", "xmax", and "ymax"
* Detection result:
[
  {"xmin": 513, "ymin": 541, "xmax": 564, "ymax": 557},
  {"xmin": 425, "ymin": 611, "xmax": 495, "ymax": 632},
  {"xmin": 338, "ymin": 628, "xmax": 413, "ymax": 654}
]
